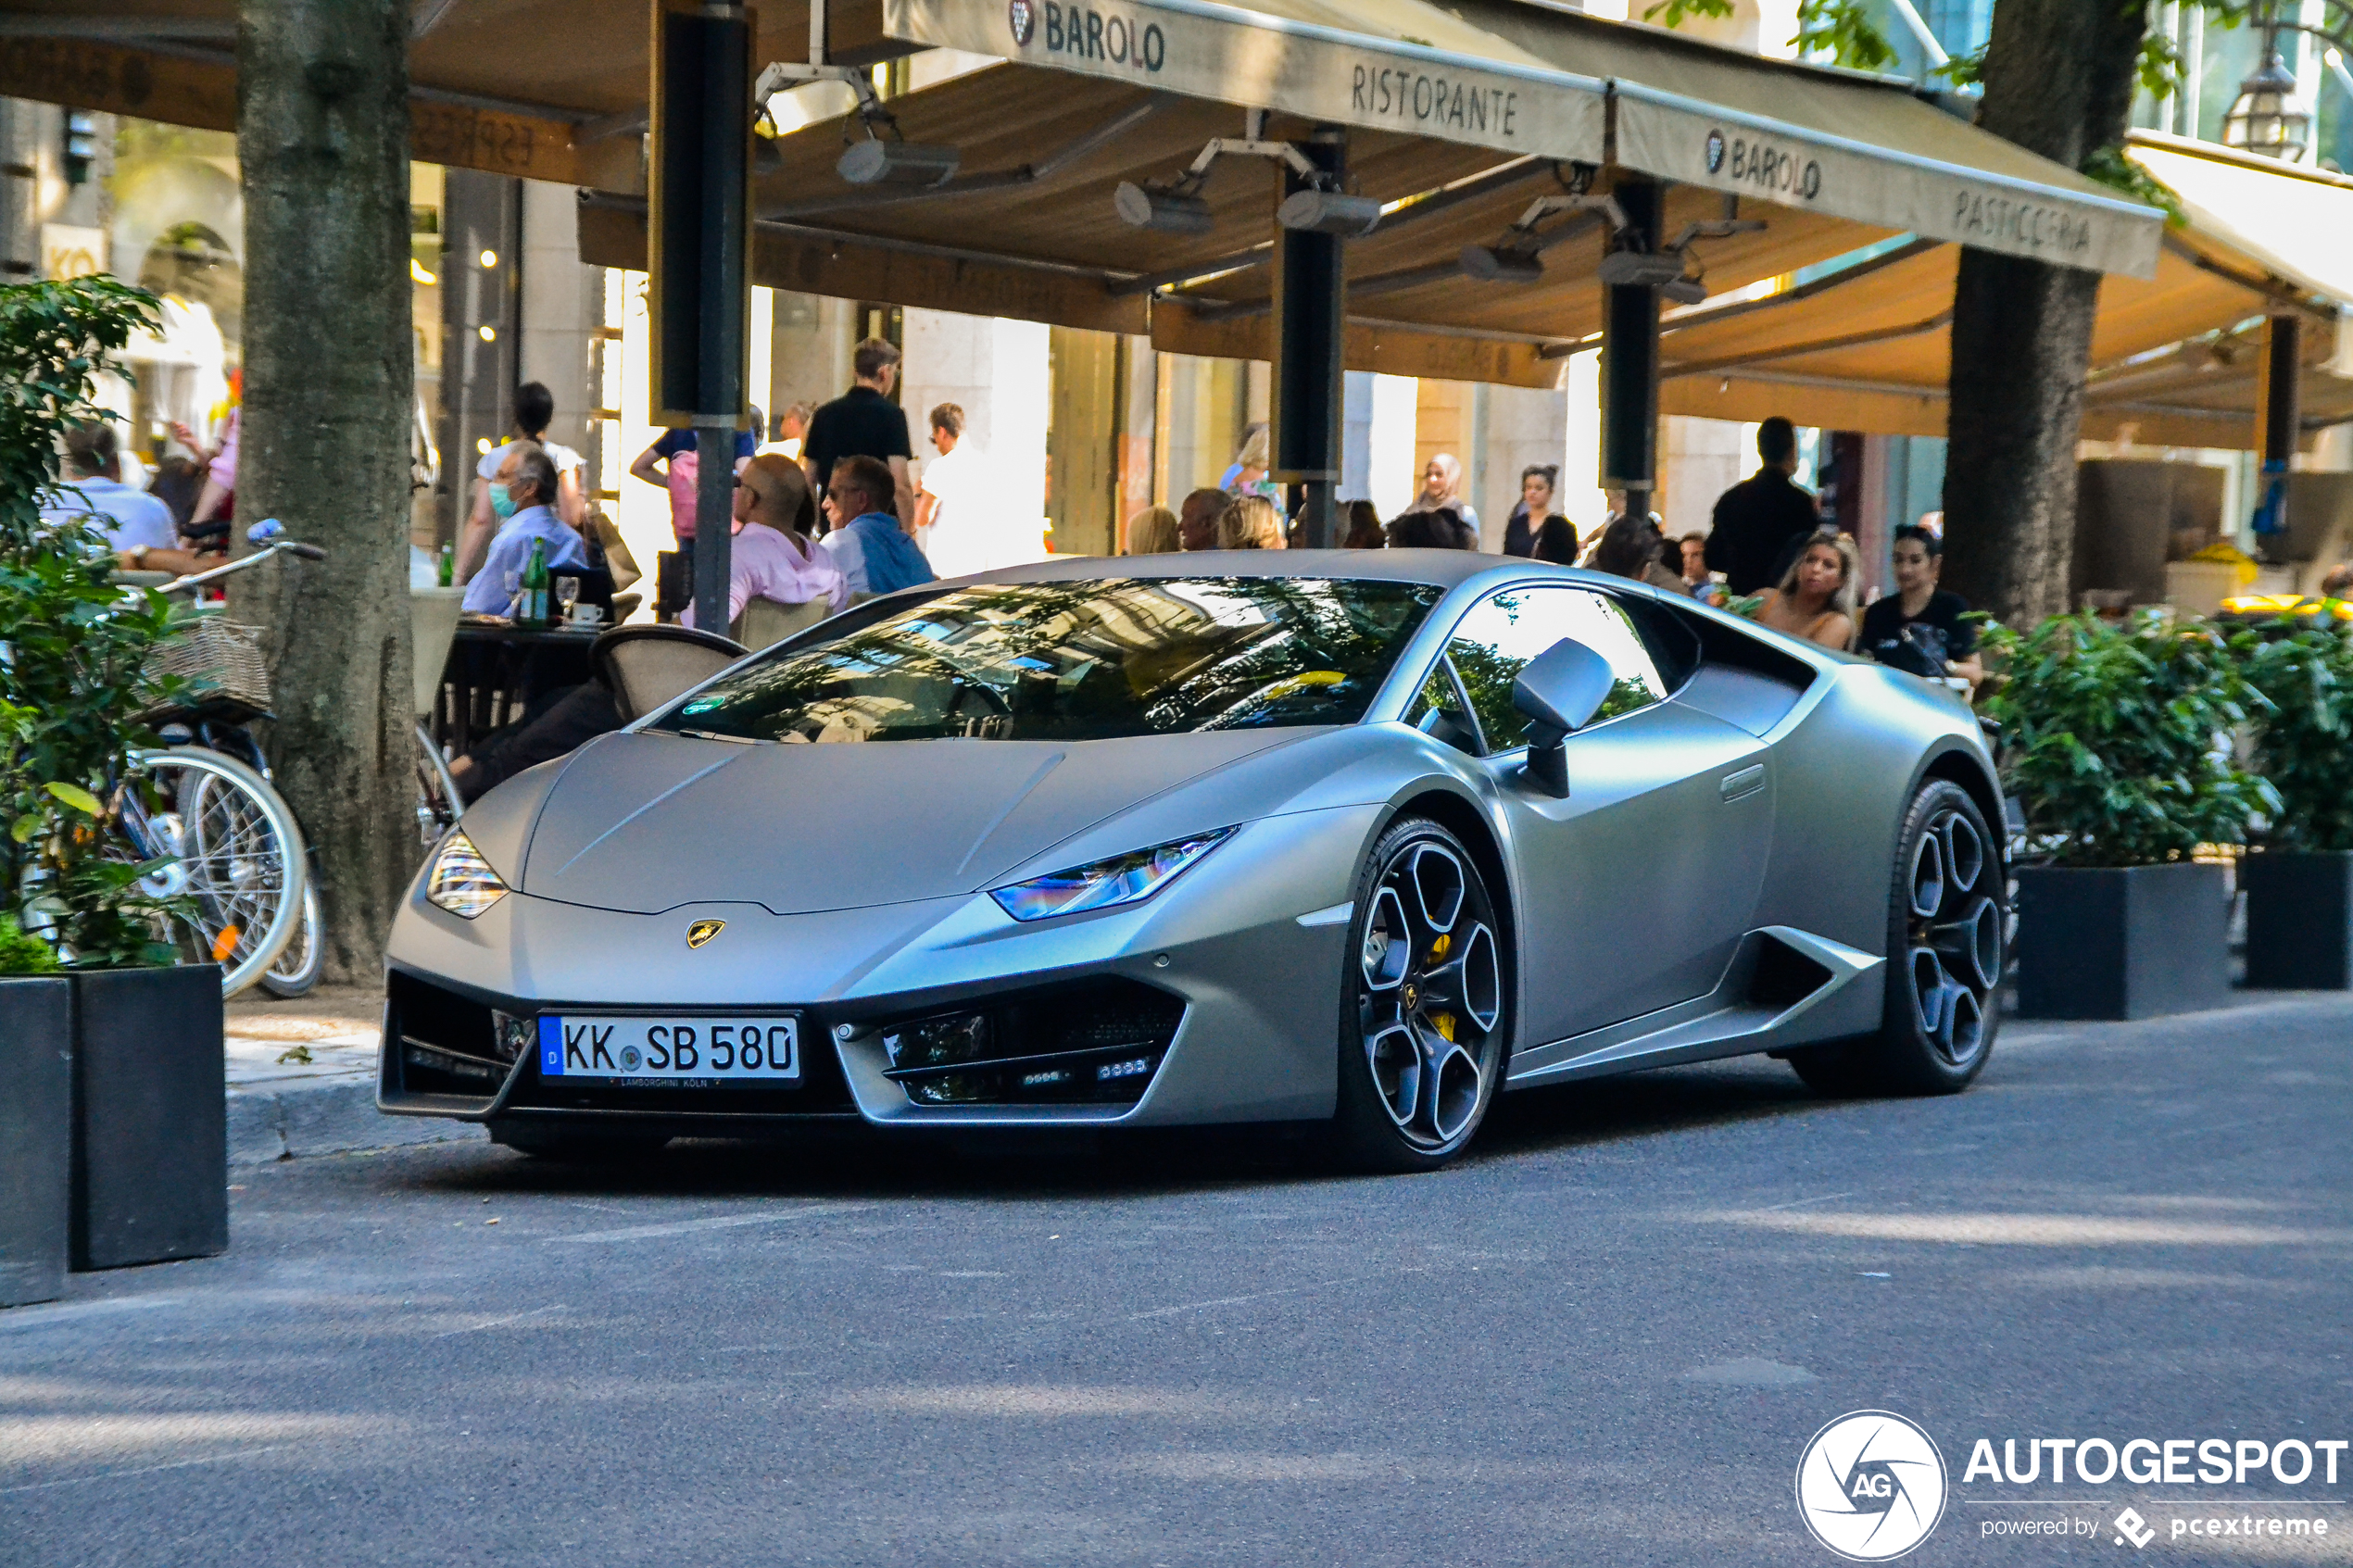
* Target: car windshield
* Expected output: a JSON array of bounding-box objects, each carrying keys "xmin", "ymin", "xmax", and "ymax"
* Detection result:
[{"xmin": 650, "ymin": 577, "xmax": 1444, "ymax": 744}]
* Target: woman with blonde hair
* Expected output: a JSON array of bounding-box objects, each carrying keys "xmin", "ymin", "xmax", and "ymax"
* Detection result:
[
  {"xmin": 1215, "ymin": 493, "xmax": 1285, "ymax": 550},
  {"xmin": 1125, "ymin": 504, "xmax": 1181, "ymax": 554},
  {"xmin": 1752, "ymin": 528, "xmax": 1857, "ymax": 649}
]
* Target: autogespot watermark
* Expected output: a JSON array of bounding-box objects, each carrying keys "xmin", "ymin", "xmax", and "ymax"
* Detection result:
[{"xmin": 1796, "ymin": 1414, "xmax": 2346, "ymax": 1556}]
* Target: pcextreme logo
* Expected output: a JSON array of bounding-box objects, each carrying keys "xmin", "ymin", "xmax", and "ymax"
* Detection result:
[{"xmin": 1795, "ymin": 1411, "xmax": 1950, "ymax": 1561}]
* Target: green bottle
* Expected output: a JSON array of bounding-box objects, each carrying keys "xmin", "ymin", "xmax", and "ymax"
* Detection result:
[
  {"xmin": 436, "ymin": 542, "xmax": 454, "ymax": 586},
  {"xmin": 521, "ymin": 536, "xmax": 549, "ymax": 628}
]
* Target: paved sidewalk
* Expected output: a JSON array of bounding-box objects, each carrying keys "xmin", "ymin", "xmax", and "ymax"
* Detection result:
[{"xmin": 223, "ymin": 985, "xmax": 482, "ymax": 1166}]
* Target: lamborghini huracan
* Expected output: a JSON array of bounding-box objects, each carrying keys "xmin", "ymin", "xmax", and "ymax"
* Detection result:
[{"xmin": 380, "ymin": 552, "xmax": 2005, "ymax": 1170}]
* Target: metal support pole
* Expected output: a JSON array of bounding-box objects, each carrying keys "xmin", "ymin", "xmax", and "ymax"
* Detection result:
[
  {"xmin": 1599, "ymin": 176, "xmax": 1663, "ymax": 523},
  {"xmin": 2254, "ymin": 312, "xmax": 2300, "ymax": 543},
  {"xmin": 649, "ymin": 0, "xmax": 751, "ymax": 633},
  {"xmin": 1272, "ymin": 130, "xmax": 1346, "ymax": 549}
]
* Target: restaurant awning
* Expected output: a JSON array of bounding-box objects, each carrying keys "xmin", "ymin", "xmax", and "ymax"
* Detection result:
[
  {"xmin": 7, "ymin": 0, "xmax": 2161, "ymax": 393},
  {"xmin": 1657, "ymin": 133, "xmax": 2353, "ymax": 449}
]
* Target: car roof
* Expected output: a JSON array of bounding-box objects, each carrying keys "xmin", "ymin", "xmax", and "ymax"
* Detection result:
[{"xmin": 961, "ymin": 548, "xmax": 1589, "ymax": 592}]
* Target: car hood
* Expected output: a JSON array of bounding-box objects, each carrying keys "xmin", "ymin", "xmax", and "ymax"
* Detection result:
[{"xmin": 517, "ymin": 728, "xmax": 1315, "ymax": 915}]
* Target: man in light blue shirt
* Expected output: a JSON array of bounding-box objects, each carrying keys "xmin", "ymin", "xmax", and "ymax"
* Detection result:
[
  {"xmin": 41, "ymin": 423, "xmax": 199, "ymax": 571},
  {"xmin": 462, "ymin": 445, "xmax": 589, "ymax": 614}
]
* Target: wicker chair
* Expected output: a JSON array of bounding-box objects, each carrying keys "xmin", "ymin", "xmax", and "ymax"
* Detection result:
[{"xmin": 591, "ymin": 624, "xmax": 748, "ymax": 723}]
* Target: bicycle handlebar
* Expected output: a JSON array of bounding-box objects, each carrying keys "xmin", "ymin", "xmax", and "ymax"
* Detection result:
[{"xmin": 151, "ymin": 533, "xmax": 329, "ymax": 596}]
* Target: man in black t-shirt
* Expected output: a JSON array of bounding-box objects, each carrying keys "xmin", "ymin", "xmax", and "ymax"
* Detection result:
[
  {"xmin": 1860, "ymin": 524, "xmax": 1984, "ymax": 687},
  {"xmin": 1704, "ymin": 416, "xmax": 1820, "ymax": 594},
  {"xmin": 804, "ymin": 337, "xmax": 915, "ymax": 528}
]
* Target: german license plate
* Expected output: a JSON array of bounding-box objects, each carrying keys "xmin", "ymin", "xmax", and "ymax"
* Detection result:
[{"xmin": 538, "ymin": 1015, "xmax": 799, "ymax": 1082}]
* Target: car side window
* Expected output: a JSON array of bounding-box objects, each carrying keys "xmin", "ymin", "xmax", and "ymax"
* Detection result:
[
  {"xmin": 1446, "ymin": 585, "xmax": 1668, "ymax": 751},
  {"xmin": 1403, "ymin": 658, "xmax": 1484, "ymax": 756}
]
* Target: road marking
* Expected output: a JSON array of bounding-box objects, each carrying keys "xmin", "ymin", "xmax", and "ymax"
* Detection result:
[
  {"xmin": 0, "ymin": 1446, "xmax": 287, "ymax": 1495},
  {"xmin": 1760, "ymin": 1191, "xmax": 1856, "ymax": 1210},
  {"xmin": 1127, "ymin": 1267, "xmax": 1427, "ymax": 1322},
  {"xmin": 545, "ymin": 1201, "xmax": 868, "ymax": 1244},
  {"xmin": 430, "ymin": 1303, "xmax": 567, "ymax": 1338}
]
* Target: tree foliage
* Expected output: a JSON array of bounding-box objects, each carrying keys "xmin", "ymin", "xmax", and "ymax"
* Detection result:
[{"xmin": 1978, "ymin": 611, "xmax": 2274, "ymax": 867}]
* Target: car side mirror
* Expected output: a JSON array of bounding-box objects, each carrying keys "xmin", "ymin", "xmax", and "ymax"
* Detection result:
[{"xmin": 1512, "ymin": 636, "xmax": 1615, "ymax": 798}]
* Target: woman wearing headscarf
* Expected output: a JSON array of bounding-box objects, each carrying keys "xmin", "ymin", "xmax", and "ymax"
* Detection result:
[{"xmin": 1396, "ymin": 453, "xmax": 1479, "ymax": 535}]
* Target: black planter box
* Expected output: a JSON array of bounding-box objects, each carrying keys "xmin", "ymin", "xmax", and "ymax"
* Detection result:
[
  {"xmin": 70, "ymin": 965, "xmax": 227, "ymax": 1271},
  {"xmin": 0, "ymin": 977, "xmax": 71, "ymax": 1307},
  {"xmin": 2015, "ymin": 861, "xmax": 2231, "ymax": 1021},
  {"xmin": 2243, "ymin": 851, "xmax": 2353, "ymax": 991}
]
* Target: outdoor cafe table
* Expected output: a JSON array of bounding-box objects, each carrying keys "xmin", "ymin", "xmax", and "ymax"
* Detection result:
[{"xmin": 434, "ymin": 620, "xmax": 602, "ymax": 757}]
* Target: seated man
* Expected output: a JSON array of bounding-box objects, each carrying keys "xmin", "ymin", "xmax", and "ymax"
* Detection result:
[
  {"xmin": 819, "ymin": 454, "xmax": 936, "ymax": 598},
  {"xmin": 459, "ymin": 445, "xmax": 588, "ymax": 615},
  {"xmin": 42, "ymin": 423, "xmax": 206, "ymax": 573},
  {"xmin": 681, "ymin": 454, "xmax": 847, "ymax": 630}
]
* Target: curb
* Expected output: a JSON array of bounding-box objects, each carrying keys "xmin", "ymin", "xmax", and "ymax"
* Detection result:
[{"xmin": 228, "ymin": 1076, "xmax": 484, "ymax": 1166}]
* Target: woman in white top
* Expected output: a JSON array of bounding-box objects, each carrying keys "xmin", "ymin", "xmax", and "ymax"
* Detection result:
[{"xmin": 455, "ymin": 382, "xmax": 586, "ymax": 582}]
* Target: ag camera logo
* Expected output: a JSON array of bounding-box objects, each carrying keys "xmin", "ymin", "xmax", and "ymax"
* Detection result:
[{"xmin": 1795, "ymin": 1411, "xmax": 1948, "ymax": 1561}]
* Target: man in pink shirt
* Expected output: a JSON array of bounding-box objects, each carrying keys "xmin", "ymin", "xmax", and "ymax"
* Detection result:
[{"xmin": 683, "ymin": 454, "xmax": 846, "ymax": 631}]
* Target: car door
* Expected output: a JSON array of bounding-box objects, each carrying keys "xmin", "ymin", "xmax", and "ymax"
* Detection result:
[{"xmin": 1430, "ymin": 583, "xmax": 1774, "ymax": 1046}]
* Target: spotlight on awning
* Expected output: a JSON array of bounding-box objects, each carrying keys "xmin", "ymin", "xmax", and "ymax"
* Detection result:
[
  {"xmin": 1114, "ymin": 181, "xmax": 1214, "ymax": 235},
  {"xmin": 837, "ymin": 137, "xmax": 961, "ymax": 187},
  {"xmin": 1459, "ymin": 245, "xmax": 1542, "ymax": 283},
  {"xmin": 1276, "ymin": 189, "xmax": 1383, "ymax": 237},
  {"xmin": 1660, "ymin": 277, "xmax": 1708, "ymax": 307},
  {"xmin": 1595, "ymin": 250, "xmax": 1690, "ymax": 289}
]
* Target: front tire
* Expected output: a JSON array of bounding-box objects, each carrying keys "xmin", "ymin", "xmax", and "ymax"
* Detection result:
[
  {"xmin": 1330, "ymin": 818, "xmax": 1509, "ymax": 1173},
  {"xmin": 1789, "ymin": 779, "xmax": 2002, "ymax": 1097}
]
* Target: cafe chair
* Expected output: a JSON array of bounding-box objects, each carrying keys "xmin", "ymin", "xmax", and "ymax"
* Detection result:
[
  {"xmin": 732, "ymin": 594, "xmax": 830, "ymax": 649},
  {"xmin": 592, "ymin": 623, "xmax": 748, "ymax": 723}
]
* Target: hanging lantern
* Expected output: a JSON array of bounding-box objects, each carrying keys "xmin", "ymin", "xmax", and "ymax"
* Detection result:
[{"xmin": 2224, "ymin": 51, "xmax": 2312, "ymax": 161}]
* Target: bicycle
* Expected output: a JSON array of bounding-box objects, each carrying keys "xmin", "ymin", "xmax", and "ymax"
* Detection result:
[
  {"xmin": 128, "ymin": 529, "xmax": 472, "ymax": 997},
  {"xmin": 119, "ymin": 531, "xmax": 324, "ymax": 997}
]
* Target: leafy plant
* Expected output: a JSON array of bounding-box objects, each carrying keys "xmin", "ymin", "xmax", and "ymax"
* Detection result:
[
  {"xmin": 0, "ymin": 275, "xmax": 182, "ymax": 967},
  {"xmin": 1977, "ymin": 610, "xmax": 2274, "ymax": 867},
  {"xmin": 2239, "ymin": 621, "xmax": 2353, "ymax": 853},
  {"xmin": 0, "ymin": 910, "xmax": 57, "ymax": 973}
]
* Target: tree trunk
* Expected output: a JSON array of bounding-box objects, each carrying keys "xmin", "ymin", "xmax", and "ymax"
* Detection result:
[
  {"xmin": 233, "ymin": 0, "xmax": 416, "ymax": 984},
  {"xmin": 1941, "ymin": 0, "xmax": 2149, "ymax": 625}
]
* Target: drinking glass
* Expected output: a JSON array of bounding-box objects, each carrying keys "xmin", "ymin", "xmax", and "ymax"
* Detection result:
[
  {"xmin": 555, "ymin": 575, "xmax": 582, "ymax": 622},
  {"xmin": 502, "ymin": 571, "xmax": 522, "ymax": 616}
]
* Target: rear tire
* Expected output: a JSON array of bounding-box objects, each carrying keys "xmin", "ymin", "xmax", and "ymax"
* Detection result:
[
  {"xmin": 1329, "ymin": 817, "xmax": 1509, "ymax": 1173},
  {"xmin": 258, "ymin": 880, "xmax": 323, "ymax": 997},
  {"xmin": 1788, "ymin": 779, "xmax": 2001, "ymax": 1097}
]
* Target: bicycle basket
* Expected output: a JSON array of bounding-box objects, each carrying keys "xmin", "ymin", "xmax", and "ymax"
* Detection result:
[{"xmin": 143, "ymin": 617, "xmax": 272, "ymax": 721}]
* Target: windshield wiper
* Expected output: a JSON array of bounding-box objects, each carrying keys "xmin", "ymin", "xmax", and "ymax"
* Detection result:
[{"xmin": 667, "ymin": 727, "xmax": 768, "ymax": 746}]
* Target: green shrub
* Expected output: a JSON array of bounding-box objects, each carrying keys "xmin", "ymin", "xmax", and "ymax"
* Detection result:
[
  {"xmin": 1977, "ymin": 609, "xmax": 2274, "ymax": 867},
  {"xmin": 0, "ymin": 274, "xmax": 183, "ymax": 966},
  {"xmin": 2240, "ymin": 621, "xmax": 2353, "ymax": 853},
  {"xmin": 0, "ymin": 910, "xmax": 57, "ymax": 973}
]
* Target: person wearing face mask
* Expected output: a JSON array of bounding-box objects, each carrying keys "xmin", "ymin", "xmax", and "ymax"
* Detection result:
[{"xmin": 461, "ymin": 445, "xmax": 589, "ymax": 615}]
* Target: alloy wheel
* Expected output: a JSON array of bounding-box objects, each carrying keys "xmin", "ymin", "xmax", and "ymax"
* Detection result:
[
  {"xmin": 1905, "ymin": 805, "xmax": 1999, "ymax": 1067},
  {"xmin": 1356, "ymin": 840, "xmax": 1504, "ymax": 1150}
]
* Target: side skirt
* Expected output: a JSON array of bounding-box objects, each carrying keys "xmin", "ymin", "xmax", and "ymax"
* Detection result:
[{"xmin": 1504, "ymin": 926, "xmax": 1882, "ymax": 1088}]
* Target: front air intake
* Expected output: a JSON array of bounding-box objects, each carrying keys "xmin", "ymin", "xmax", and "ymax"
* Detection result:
[{"xmin": 879, "ymin": 980, "xmax": 1186, "ymax": 1108}]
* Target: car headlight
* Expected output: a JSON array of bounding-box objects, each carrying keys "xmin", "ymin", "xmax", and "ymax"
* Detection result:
[
  {"xmin": 425, "ymin": 831, "xmax": 510, "ymax": 919},
  {"xmin": 990, "ymin": 827, "xmax": 1234, "ymax": 922}
]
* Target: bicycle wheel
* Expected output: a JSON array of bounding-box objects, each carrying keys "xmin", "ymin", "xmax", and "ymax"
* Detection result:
[
  {"xmin": 259, "ymin": 877, "xmax": 324, "ymax": 997},
  {"xmin": 414, "ymin": 721, "xmax": 462, "ymax": 845},
  {"xmin": 128, "ymin": 746, "xmax": 308, "ymax": 997}
]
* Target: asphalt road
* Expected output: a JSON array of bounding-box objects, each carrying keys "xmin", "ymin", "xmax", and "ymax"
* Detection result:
[{"xmin": 6, "ymin": 997, "xmax": 2352, "ymax": 1567}]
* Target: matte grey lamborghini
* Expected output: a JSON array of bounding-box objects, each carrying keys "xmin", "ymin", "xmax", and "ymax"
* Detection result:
[{"xmin": 381, "ymin": 551, "xmax": 2007, "ymax": 1171}]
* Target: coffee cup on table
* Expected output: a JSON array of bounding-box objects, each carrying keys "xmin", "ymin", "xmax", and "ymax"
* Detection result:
[{"xmin": 569, "ymin": 603, "xmax": 603, "ymax": 627}]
